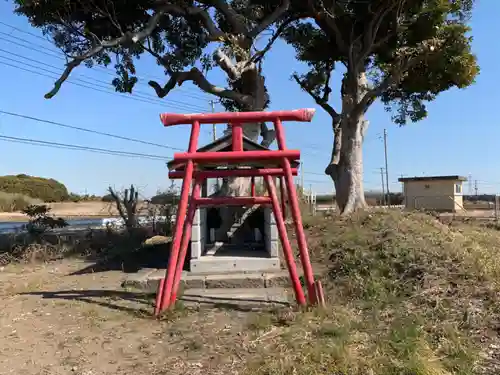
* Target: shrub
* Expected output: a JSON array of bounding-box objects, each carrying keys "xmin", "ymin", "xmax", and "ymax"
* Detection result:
[
  {"xmin": 101, "ymin": 194, "xmax": 115, "ymax": 202},
  {"xmin": 0, "ymin": 192, "xmax": 42, "ymax": 212},
  {"xmin": 22, "ymin": 204, "xmax": 68, "ymax": 235}
]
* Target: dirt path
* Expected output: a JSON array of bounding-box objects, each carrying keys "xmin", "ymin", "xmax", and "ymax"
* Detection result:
[{"xmin": 0, "ymin": 260, "xmax": 259, "ymax": 375}]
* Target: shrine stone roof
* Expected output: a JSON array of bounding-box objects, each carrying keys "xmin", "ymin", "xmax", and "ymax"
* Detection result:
[{"xmin": 167, "ymin": 134, "xmax": 300, "ymax": 171}]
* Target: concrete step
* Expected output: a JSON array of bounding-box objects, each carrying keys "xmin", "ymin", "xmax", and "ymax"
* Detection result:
[
  {"xmin": 190, "ymin": 254, "xmax": 279, "ymax": 273},
  {"xmin": 179, "ymin": 287, "xmax": 291, "ymax": 307},
  {"xmin": 122, "ymin": 266, "xmax": 327, "ymax": 293},
  {"xmin": 226, "ymin": 204, "xmax": 261, "ymax": 239}
]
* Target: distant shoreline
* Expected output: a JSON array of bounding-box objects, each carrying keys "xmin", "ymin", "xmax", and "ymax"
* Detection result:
[
  {"xmin": 0, "ymin": 213, "xmax": 119, "ymax": 223},
  {"xmin": 0, "ymin": 201, "xmax": 126, "ymax": 223}
]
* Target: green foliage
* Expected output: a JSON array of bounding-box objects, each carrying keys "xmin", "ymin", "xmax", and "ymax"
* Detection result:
[
  {"xmin": 0, "ymin": 174, "xmax": 69, "ymax": 202},
  {"xmin": 283, "ymin": 0, "xmax": 479, "ymax": 124},
  {"xmin": 22, "ymin": 204, "xmax": 68, "ymax": 235},
  {"xmin": 13, "ymin": 0, "xmax": 288, "ymax": 108},
  {"xmin": 101, "ymin": 194, "xmax": 115, "ymax": 202},
  {"xmin": 13, "ymin": 0, "xmax": 206, "ymax": 94},
  {"xmin": 68, "ymin": 193, "xmax": 102, "ymax": 202}
]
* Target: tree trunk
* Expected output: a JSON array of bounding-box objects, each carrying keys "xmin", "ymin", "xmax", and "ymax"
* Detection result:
[
  {"xmin": 214, "ymin": 63, "xmax": 270, "ymax": 241},
  {"xmin": 330, "ymin": 118, "xmax": 368, "ymax": 215},
  {"xmin": 325, "ymin": 72, "xmax": 369, "ymax": 216}
]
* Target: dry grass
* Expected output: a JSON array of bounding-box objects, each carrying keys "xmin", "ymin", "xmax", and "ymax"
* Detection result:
[
  {"xmin": 2, "ymin": 210, "xmax": 500, "ymax": 374},
  {"xmin": 244, "ymin": 210, "xmax": 500, "ymax": 375},
  {"xmin": 0, "ymin": 191, "xmax": 42, "ymax": 212},
  {"xmin": 0, "ymin": 201, "xmax": 152, "ymax": 221}
]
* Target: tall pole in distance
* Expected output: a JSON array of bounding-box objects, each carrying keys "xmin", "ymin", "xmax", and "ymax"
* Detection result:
[
  {"xmin": 383, "ymin": 129, "xmax": 390, "ymax": 207},
  {"xmin": 210, "ymin": 100, "xmax": 217, "ymax": 141},
  {"xmin": 300, "ymin": 161, "xmax": 305, "ymax": 193},
  {"xmin": 210, "ymin": 100, "xmax": 217, "ymax": 191},
  {"xmin": 380, "ymin": 167, "xmax": 386, "ymax": 206}
]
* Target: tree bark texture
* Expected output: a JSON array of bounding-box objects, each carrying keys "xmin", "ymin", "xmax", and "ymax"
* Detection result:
[
  {"xmin": 213, "ymin": 62, "xmax": 270, "ymax": 241},
  {"xmin": 325, "ymin": 72, "xmax": 369, "ymax": 215}
]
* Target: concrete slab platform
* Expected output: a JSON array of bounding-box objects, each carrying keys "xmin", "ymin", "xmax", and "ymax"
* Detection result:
[
  {"xmin": 190, "ymin": 255, "xmax": 280, "ymax": 274},
  {"xmin": 179, "ymin": 287, "xmax": 291, "ymax": 307},
  {"xmin": 122, "ymin": 265, "xmax": 329, "ymax": 293}
]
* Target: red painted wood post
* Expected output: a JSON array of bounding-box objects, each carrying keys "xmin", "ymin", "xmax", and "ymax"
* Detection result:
[
  {"xmin": 251, "ymin": 177, "xmax": 256, "ymax": 197},
  {"xmin": 155, "ymin": 120, "xmax": 201, "ymax": 315},
  {"xmin": 279, "ymin": 176, "xmax": 287, "ymax": 219},
  {"xmin": 232, "ymin": 123, "xmax": 243, "ymax": 151},
  {"xmin": 273, "ymin": 118, "xmax": 317, "ymax": 304},
  {"xmin": 264, "ymin": 175, "xmax": 306, "ymax": 306},
  {"xmin": 169, "ymin": 179, "xmax": 202, "ymax": 306}
]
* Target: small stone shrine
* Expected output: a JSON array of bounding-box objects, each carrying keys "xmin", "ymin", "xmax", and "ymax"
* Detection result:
[{"xmin": 167, "ymin": 134, "xmax": 299, "ymax": 273}]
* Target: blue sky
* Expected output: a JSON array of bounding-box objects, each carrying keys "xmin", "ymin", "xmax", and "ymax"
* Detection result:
[{"xmin": 0, "ymin": 1, "xmax": 497, "ymax": 196}]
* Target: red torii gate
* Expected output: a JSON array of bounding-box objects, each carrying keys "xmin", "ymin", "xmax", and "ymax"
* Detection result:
[{"xmin": 155, "ymin": 108, "xmax": 325, "ymax": 315}]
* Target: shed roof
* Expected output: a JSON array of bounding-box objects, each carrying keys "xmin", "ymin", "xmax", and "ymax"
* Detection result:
[
  {"xmin": 167, "ymin": 134, "xmax": 300, "ymax": 171},
  {"xmin": 398, "ymin": 175, "xmax": 467, "ymax": 183}
]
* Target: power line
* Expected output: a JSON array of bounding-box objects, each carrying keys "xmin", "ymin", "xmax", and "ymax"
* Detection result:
[
  {"xmin": 0, "ymin": 59, "xmax": 207, "ymax": 111},
  {"xmin": 0, "ymin": 47, "xmax": 208, "ymax": 111},
  {"xmin": 0, "ymin": 53, "xmax": 206, "ymax": 113},
  {"xmin": 0, "ymin": 23, "xmax": 339, "ymax": 155},
  {"xmin": 0, "ymin": 134, "xmax": 172, "ymax": 161},
  {"xmin": 0, "ymin": 27, "xmax": 210, "ymax": 102},
  {"xmin": 0, "ymin": 110, "xmax": 185, "ymax": 151},
  {"xmin": 0, "ymin": 22, "xmax": 353, "ymax": 158}
]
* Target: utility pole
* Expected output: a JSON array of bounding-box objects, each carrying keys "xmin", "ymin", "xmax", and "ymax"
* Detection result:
[
  {"xmin": 209, "ymin": 100, "xmax": 217, "ymax": 141},
  {"xmin": 300, "ymin": 161, "xmax": 304, "ymax": 192},
  {"xmin": 380, "ymin": 168, "xmax": 386, "ymax": 205},
  {"xmin": 468, "ymin": 174, "xmax": 473, "ymax": 195},
  {"xmin": 474, "ymin": 180, "xmax": 478, "ymax": 196},
  {"xmin": 383, "ymin": 129, "xmax": 390, "ymax": 206}
]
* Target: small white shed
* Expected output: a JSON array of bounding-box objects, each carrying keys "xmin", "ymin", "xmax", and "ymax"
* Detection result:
[{"xmin": 398, "ymin": 175, "xmax": 467, "ymax": 212}]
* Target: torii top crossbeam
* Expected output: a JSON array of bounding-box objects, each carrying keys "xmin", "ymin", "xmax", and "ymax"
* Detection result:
[
  {"xmin": 159, "ymin": 108, "xmax": 316, "ymax": 167},
  {"xmin": 160, "ymin": 108, "xmax": 316, "ymax": 127}
]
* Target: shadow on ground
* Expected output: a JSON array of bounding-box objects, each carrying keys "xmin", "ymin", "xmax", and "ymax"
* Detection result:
[
  {"xmin": 21, "ymin": 289, "xmax": 156, "ymax": 315},
  {"xmin": 22, "ymin": 289, "xmax": 289, "ymax": 314},
  {"xmin": 70, "ymin": 242, "xmax": 190, "ymax": 276}
]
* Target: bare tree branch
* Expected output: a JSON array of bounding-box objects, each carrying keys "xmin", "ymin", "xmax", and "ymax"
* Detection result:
[
  {"xmin": 248, "ymin": 0, "xmax": 290, "ymax": 38},
  {"xmin": 250, "ymin": 18, "xmax": 294, "ymax": 64},
  {"xmin": 354, "ymin": 0, "xmax": 404, "ymax": 70},
  {"xmin": 108, "ymin": 187, "xmax": 127, "ymax": 221},
  {"xmin": 214, "ymin": 48, "xmax": 241, "ymax": 80},
  {"xmin": 149, "ymin": 67, "xmax": 253, "ymax": 105},
  {"xmin": 292, "ymin": 73, "xmax": 340, "ymax": 120},
  {"xmin": 353, "ymin": 39, "xmax": 443, "ymax": 117},
  {"xmin": 199, "ymin": 0, "xmax": 246, "ymax": 34},
  {"xmin": 308, "ymin": 0, "xmax": 347, "ymax": 53},
  {"xmin": 45, "ymin": 3, "xmax": 225, "ymax": 99}
]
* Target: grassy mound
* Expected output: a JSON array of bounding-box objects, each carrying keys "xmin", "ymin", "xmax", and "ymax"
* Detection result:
[
  {"xmin": 246, "ymin": 210, "xmax": 500, "ymax": 375},
  {"xmin": 0, "ymin": 174, "xmax": 69, "ymax": 203}
]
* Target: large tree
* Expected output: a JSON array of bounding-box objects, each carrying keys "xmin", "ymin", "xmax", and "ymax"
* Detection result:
[
  {"xmin": 14, "ymin": 0, "xmax": 301, "ymax": 243},
  {"xmin": 13, "ymin": 0, "xmax": 295, "ymax": 154},
  {"xmin": 283, "ymin": 0, "xmax": 479, "ymax": 214}
]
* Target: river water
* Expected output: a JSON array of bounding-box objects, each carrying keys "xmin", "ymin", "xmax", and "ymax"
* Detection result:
[
  {"xmin": 0, "ymin": 215, "xmax": 172, "ymax": 234},
  {"xmin": 0, "ymin": 218, "xmax": 115, "ymax": 234}
]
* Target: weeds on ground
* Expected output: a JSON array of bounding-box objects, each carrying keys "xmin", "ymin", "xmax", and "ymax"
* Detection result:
[{"xmin": 246, "ymin": 210, "xmax": 500, "ymax": 375}]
